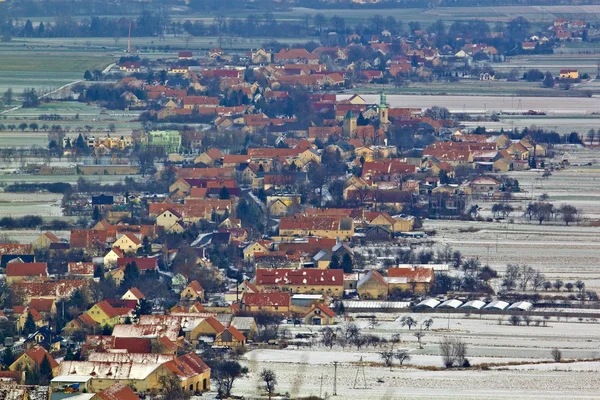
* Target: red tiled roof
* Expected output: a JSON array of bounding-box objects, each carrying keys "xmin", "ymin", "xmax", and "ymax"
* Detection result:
[
  {"xmin": 387, "ymin": 267, "xmax": 434, "ymax": 283},
  {"xmin": 225, "ymin": 325, "xmax": 246, "ymax": 342},
  {"xmin": 187, "ymin": 280, "xmax": 204, "ymax": 293},
  {"xmin": 242, "ymin": 292, "xmax": 290, "ymax": 307},
  {"xmin": 24, "ymin": 345, "xmax": 58, "ymax": 369},
  {"xmin": 116, "ymin": 257, "xmax": 158, "ymax": 271},
  {"xmin": 97, "ymin": 382, "xmax": 140, "ymax": 400},
  {"xmin": 279, "ymin": 215, "xmax": 344, "ymax": 231},
  {"xmin": 163, "ymin": 353, "xmax": 210, "ymax": 379},
  {"xmin": 255, "ymin": 268, "xmax": 343, "ymax": 286},
  {"xmin": 127, "ymin": 287, "xmax": 145, "ymax": 299},
  {"xmin": 68, "ymin": 262, "xmax": 94, "ymax": 276},
  {"xmin": 6, "ymin": 263, "xmax": 47, "ymax": 278},
  {"xmin": 70, "ymin": 229, "xmax": 108, "ymax": 248},
  {"xmin": 28, "ymin": 298, "xmax": 54, "ymax": 313},
  {"xmin": 306, "ymin": 303, "xmax": 336, "ymax": 318}
]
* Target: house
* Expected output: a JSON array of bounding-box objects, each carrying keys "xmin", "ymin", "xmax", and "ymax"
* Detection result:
[
  {"xmin": 121, "ymin": 288, "xmax": 145, "ymax": 303},
  {"xmin": 15, "ymin": 307, "xmax": 44, "ymax": 331},
  {"xmin": 279, "ymin": 215, "xmax": 354, "ymax": 240},
  {"xmin": 387, "ymin": 267, "xmax": 434, "ymax": 294},
  {"xmin": 85, "ymin": 300, "xmax": 134, "ymax": 327},
  {"xmin": 559, "ymin": 69, "xmax": 579, "ymax": 79},
  {"xmin": 32, "ymin": 232, "xmax": 61, "ymax": 250},
  {"xmin": 112, "ymin": 233, "xmax": 142, "ymax": 253},
  {"xmin": 357, "ymin": 270, "xmax": 388, "ymax": 299},
  {"xmin": 93, "ymin": 382, "xmax": 140, "ymax": 400},
  {"xmin": 194, "ymin": 148, "xmax": 223, "ymax": 166},
  {"xmin": 254, "ymin": 268, "xmax": 344, "ymax": 296},
  {"xmin": 68, "ymin": 262, "xmax": 95, "ymax": 278},
  {"xmin": 28, "ymin": 298, "xmax": 57, "ymax": 316},
  {"xmin": 156, "ymin": 208, "xmax": 183, "ymax": 230},
  {"xmin": 180, "ymin": 280, "xmax": 205, "ymax": 301},
  {"xmin": 9, "ymin": 345, "xmax": 59, "ymax": 375},
  {"xmin": 6, "ymin": 262, "xmax": 48, "ymax": 284},
  {"xmin": 243, "ymin": 240, "xmax": 272, "ymax": 262},
  {"xmin": 104, "ymin": 247, "xmax": 124, "ymax": 267},
  {"xmin": 70, "ymin": 229, "xmax": 108, "ymax": 251},
  {"xmin": 366, "ymin": 212, "xmax": 414, "ymax": 233},
  {"xmin": 303, "ymin": 303, "xmax": 336, "ymax": 325},
  {"xmin": 54, "ymin": 352, "xmax": 210, "ymax": 394},
  {"xmin": 230, "ymin": 316, "xmax": 258, "ymax": 340},
  {"xmin": 179, "ymin": 51, "xmax": 193, "ymax": 60},
  {"xmin": 241, "ymin": 292, "xmax": 291, "ymax": 313},
  {"xmin": 23, "ymin": 326, "xmax": 63, "ymax": 351},
  {"xmin": 468, "ymin": 176, "xmax": 501, "ymax": 196},
  {"xmin": 116, "ymin": 257, "xmax": 158, "ymax": 273}
]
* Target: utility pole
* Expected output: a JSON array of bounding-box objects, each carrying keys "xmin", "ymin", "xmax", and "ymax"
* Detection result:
[
  {"xmin": 320, "ymin": 373, "xmax": 323, "ymax": 398},
  {"xmin": 333, "ymin": 361, "xmax": 338, "ymax": 396}
]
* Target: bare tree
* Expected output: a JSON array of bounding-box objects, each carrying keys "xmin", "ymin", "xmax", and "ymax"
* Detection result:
[
  {"xmin": 380, "ymin": 349, "xmax": 395, "ymax": 370},
  {"xmin": 395, "ymin": 349, "xmax": 411, "ymax": 365},
  {"xmin": 414, "ymin": 331, "xmax": 425, "ymax": 349},
  {"xmin": 522, "ymin": 315, "xmax": 532, "ymax": 326},
  {"xmin": 509, "ymin": 314, "xmax": 521, "ymax": 326},
  {"xmin": 439, "ymin": 337, "xmax": 467, "ymax": 368},
  {"xmin": 520, "ymin": 265, "xmax": 536, "ymax": 291},
  {"xmin": 532, "ymin": 271, "xmax": 545, "ymax": 292},
  {"xmin": 320, "ymin": 326, "xmax": 336, "ymax": 349},
  {"xmin": 559, "ymin": 204, "xmax": 579, "ymax": 226},
  {"xmin": 422, "ymin": 318, "xmax": 434, "ymax": 331},
  {"xmin": 400, "ymin": 316, "xmax": 417, "ymax": 330},
  {"xmin": 260, "ymin": 369, "xmax": 277, "ymax": 400},
  {"xmin": 551, "ymin": 348, "xmax": 562, "ymax": 362}
]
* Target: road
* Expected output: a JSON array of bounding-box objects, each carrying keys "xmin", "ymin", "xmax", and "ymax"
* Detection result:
[{"xmin": 0, "ymin": 79, "xmax": 84, "ymax": 115}]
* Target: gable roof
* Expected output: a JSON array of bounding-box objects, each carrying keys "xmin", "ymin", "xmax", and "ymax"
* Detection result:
[
  {"xmin": 163, "ymin": 353, "xmax": 210, "ymax": 380},
  {"xmin": 187, "ymin": 280, "xmax": 204, "ymax": 293},
  {"xmin": 255, "ymin": 268, "xmax": 343, "ymax": 286},
  {"xmin": 306, "ymin": 303, "xmax": 336, "ymax": 318},
  {"xmin": 97, "ymin": 382, "xmax": 140, "ymax": 400},
  {"xmin": 125, "ymin": 287, "xmax": 145, "ymax": 300},
  {"xmin": 242, "ymin": 292, "xmax": 291, "ymax": 307},
  {"xmin": 116, "ymin": 257, "xmax": 158, "ymax": 271},
  {"xmin": 357, "ymin": 270, "xmax": 388, "ymax": 289},
  {"xmin": 6, "ymin": 263, "xmax": 47, "ymax": 278},
  {"xmin": 387, "ymin": 267, "xmax": 434, "ymax": 283},
  {"xmin": 22, "ymin": 345, "xmax": 58, "ymax": 369},
  {"xmin": 28, "ymin": 298, "xmax": 55, "ymax": 313}
]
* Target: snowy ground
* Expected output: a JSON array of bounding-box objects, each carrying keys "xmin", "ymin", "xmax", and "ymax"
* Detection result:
[{"xmin": 234, "ymin": 314, "xmax": 600, "ymax": 399}]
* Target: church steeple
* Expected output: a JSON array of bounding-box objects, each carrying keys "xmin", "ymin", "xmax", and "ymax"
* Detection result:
[
  {"xmin": 379, "ymin": 91, "xmax": 387, "ymax": 109},
  {"xmin": 379, "ymin": 91, "xmax": 389, "ymax": 124}
]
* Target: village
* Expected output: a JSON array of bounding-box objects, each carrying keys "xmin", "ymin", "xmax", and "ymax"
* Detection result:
[{"xmin": 1, "ymin": 7, "xmax": 600, "ymax": 400}]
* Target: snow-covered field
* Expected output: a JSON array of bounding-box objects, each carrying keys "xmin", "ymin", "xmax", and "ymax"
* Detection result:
[{"xmin": 234, "ymin": 314, "xmax": 600, "ymax": 399}]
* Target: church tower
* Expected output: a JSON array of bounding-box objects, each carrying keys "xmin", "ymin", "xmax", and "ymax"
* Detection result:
[
  {"xmin": 379, "ymin": 91, "xmax": 389, "ymax": 125},
  {"xmin": 343, "ymin": 110, "xmax": 357, "ymax": 138}
]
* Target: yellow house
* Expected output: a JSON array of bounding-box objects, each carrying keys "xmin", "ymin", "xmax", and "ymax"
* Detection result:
[
  {"xmin": 357, "ymin": 270, "xmax": 388, "ymax": 299},
  {"xmin": 180, "ymin": 280, "xmax": 205, "ymax": 301},
  {"xmin": 214, "ymin": 326, "xmax": 246, "ymax": 347},
  {"xmin": 241, "ymin": 292, "xmax": 291, "ymax": 314},
  {"xmin": 103, "ymin": 247, "xmax": 124, "ymax": 267},
  {"xmin": 32, "ymin": 232, "xmax": 61, "ymax": 250},
  {"xmin": 112, "ymin": 233, "xmax": 142, "ymax": 253},
  {"xmin": 157, "ymin": 209, "xmax": 183, "ymax": 229},
  {"xmin": 366, "ymin": 212, "xmax": 414, "ymax": 233},
  {"xmin": 559, "ymin": 69, "xmax": 579, "ymax": 79},
  {"xmin": 105, "ymin": 267, "xmax": 125, "ymax": 286},
  {"xmin": 303, "ymin": 303, "xmax": 336, "ymax": 325},
  {"xmin": 10, "ymin": 345, "xmax": 59, "ymax": 376},
  {"xmin": 355, "ymin": 146, "xmax": 375, "ymax": 162},
  {"xmin": 15, "ymin": 308, "xmax": 45, "ymax": 331},
  {"xmin": 387, "ymin": 267, "xmax": 435, "ymax": 294},
  {"xmin": 85, "ymin": 300, "xmax": 131, "ymax": 327},
  {"xmin": 278, "ymin": 216, "xmax": 354, "ymax": 240},
  {"xmin": 269, "ymin": 199, "xmax": 290, "ymax": 217},
  {"xmin": 254, "ymin": 269, "xmax": 344, "ymax": 297},
  {"xmin": 243, "ymin": 240, "xmax": 271, "ymax": 262},
  {"xmin": 54, "ymin": 353, "xmax": 210, "ymax": 394}
]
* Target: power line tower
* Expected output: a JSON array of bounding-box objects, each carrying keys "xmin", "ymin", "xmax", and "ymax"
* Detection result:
[
  {"xmin": 353, "ymin": 356, "xmax": 367, "ymax": 389},
  {"xmin": 333, "ymin": 361, "xmax": 338, "ymax": 396}
]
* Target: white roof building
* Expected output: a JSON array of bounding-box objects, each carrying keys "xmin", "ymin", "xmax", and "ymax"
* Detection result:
[
  {"xmin": 508, "ymin": 301, "xmax": 533, "ymax": 311},
  {"xmin": 438, "ymin": 299, "xmax": 462, "ymax": 309},
  {"xmin": 484, "ymin": 300, "xmax": 509, "ymax": 310},
  {"xmin": 461, "ymin": 300, "xmax": 486, "ymax": 310},
  {"xmin": 415, "ymin": 298, "xmax": 440, "ymax": 309}
]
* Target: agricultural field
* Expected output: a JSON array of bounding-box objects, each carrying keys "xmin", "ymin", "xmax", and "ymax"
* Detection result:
[
  {"xmin": 339, "ymin": 94, "xmax": 600, "ymax": 114},
  {"xmin": 236, "ymin": 313, "xmax": 600, "ymax": 399}
]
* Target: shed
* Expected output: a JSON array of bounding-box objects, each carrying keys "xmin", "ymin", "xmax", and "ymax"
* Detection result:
[
  {"xmin": 508, "ymin": 301, "xmax": 533, "ymax": 311},
  {"xmin": 461, "ymin": 300, "xmax": 486, "ymax": 310},
  {"xmin": 484, "ymin": 300, "xmax": 509, "ymax": 310},
  {"xmin": 415, "ymin": 298, "xmax": 440, "ymax": 309},
  {"xmin": 438, "ymin": 299, "xmax": 462, "ymax": 309}
]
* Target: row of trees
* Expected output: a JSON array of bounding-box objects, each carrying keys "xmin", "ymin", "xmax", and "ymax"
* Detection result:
[{"xmin": 525, "ymin": 201, "xmax": 580, "ymax": 225}]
